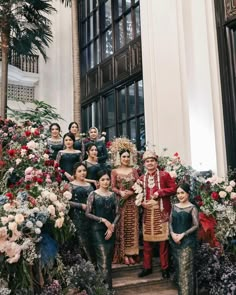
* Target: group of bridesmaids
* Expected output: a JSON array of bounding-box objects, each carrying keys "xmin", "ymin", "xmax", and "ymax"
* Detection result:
[
  {"xmin": 46, "ymin": 122, "xmax": 139, "ymax": 289},
  {"xmin": 46, "ymin": 122, "xmax": 199, "ymax": 294}
]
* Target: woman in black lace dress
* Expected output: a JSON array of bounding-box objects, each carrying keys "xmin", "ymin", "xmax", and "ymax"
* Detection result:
[
  {"xmin": 68, "ymin": 121, "xmax": 82, "ymax": 151},
  {"xmin": 169, "ymin": 183, "xmax": 199, "ymax": 295},
  {"xmin": 69, "ymin": 162, "xmax": 94, "ymax": 262},
  {"xmin": 56, "ymin": 133, "xmax": 81, "ymax": 181},
  {"xmin": 46, "ymin": 123, "xmax": 63, "ymax": 160},
  {"xmin": 86, "ymin": 170, "xmax": 120, "ymax": 289}
]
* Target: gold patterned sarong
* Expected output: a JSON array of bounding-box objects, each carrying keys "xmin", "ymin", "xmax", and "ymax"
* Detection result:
[{"xmin": 143, "ymin": 200, "xmax": 169, "ymax": 242}]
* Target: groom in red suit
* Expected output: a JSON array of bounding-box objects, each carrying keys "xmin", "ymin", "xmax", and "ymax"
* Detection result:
[{"xmin": 138, "ymin": 151, "xmax": 176, "ymax": 278}]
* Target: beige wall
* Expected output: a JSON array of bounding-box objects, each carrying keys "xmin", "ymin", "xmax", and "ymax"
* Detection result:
[{"xmin": 37, "ymin": 0, "xmax": 73, "ymax": 133}]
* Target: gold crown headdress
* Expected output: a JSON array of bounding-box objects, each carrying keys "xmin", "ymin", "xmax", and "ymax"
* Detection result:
[{"xmin": 109, "ymin": 137, "xmax": 137, "ymax": 167}]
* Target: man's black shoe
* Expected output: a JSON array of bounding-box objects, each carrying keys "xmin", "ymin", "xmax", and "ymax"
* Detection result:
[
  {"xmin": 161, "ymin": 269, "xmax": 170, "ymax": 279},
  {"xmin": 138, "ymin": 268, "xmax": 152, "ymax": 278}
]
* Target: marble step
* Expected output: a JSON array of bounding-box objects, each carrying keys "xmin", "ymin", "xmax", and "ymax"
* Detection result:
[{"xmin": 112, "ymin": 262, "xmax": 177, "ymax": 294}]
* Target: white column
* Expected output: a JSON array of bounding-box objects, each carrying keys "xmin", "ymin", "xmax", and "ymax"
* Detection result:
[
  {"xmin": 140, "ymin": 0, "xmax": 226, "ymax": 175},
  {"xmin": 140, "ymin": 0, "xmax": 191, "ymax": 163}
]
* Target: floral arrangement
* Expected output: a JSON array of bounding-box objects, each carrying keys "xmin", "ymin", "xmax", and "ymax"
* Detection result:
[{"xmin": 0, "ymin": 119, "xmax": 74, "ymax": 293}]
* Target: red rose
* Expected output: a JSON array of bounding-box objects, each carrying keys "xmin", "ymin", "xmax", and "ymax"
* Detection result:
[
  {"xmin": 5, "ymin": 192, "xmax": 14, "ymax": 200},
  {"xmin": 195, "ymin": 195, "xmax": 202, "ymax": 202},
  {"xmin": 7, "ymin": 149, "xmax": 17, "ymax": 157},
  {"xmin": 174, "ymin": 152, "xmax": 179, "ymax": 157},
  {"xmin": 34, "ymin": 129, "xmax": 40, "ymax": 136},
  {"xmin": 211, "ymin": 192, "xmax": 219, "ymax": 201},
  {"xmin": 21, "ymin": 145, "xmax": 28, "ymax": 150},
  {"xmin": 25, "ymin": 184, "xmax": 31, "ymax": 190},
  {"xmin": 37, "ymin": 178, "xmax": 43, "ymax": 184},
  {"xmin": 54, "ymin": 162, "xmax": 59, "ymax": 168},
  {"xmin": 24, "ymin": 130, "xmax": 31, "ymax": 137},
  {"xmin": 198, "ymin": 201, "xmax": 204, "ymax": 207},
  {"xmin": 32, "ymin": 176, "xmax": 38, "ymax": 182},
  {"xmin": 106, "ymin": 141, "xmax": 112, "ymax": 148}
]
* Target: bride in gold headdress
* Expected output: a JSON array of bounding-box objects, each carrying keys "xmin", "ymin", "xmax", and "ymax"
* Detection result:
[{"xmin": 110, "ymin": 137, "xmax": 139, "ymax": 265}]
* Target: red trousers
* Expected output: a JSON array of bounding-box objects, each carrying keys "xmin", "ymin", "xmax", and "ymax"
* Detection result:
[{"xmin": 143, "ymin": 240, "xmax": 169, "ymax": 270}]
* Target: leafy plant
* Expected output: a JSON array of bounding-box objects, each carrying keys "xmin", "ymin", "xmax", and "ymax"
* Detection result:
[{"xmin": 7, "ymin": 100, "xmax": 64, "ymax": 126}]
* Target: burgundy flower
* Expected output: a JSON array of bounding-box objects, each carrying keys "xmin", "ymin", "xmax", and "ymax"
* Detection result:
[
  {"xmin": 25, "ymin": 130, "xmax": 31, "ymax": 137},
  {"xmin": 211, "ymin": 191, "xmax": 219, "ymax": 201},
  {"xmin": 7, "ymin": 149, "xmax": 17, "ymax": 157},
  {"xmin": 37, "ymin": 178, "xmax": 43, "ymax": 184},
  {"xmin": 34, "ymin": 129, "xmax": 40, "ymax": 136},
  {"xmin": 5, "ymin": 192, "xmax": 14, "ymax": 200}
]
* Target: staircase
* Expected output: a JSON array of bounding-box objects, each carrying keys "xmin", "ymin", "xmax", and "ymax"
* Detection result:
[{"xmin": 112, "ymin": 260, "xmax": 178, "ymax": 295}]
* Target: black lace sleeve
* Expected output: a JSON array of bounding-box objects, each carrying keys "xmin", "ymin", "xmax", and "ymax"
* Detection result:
[
  {"xmin": 69, "ymin": 201, "xmax": 83, "ymax": 209},
  {"xmin": 112, "ymin": 194, "xmax": 120, "ymax": 225},
  {"xmin": 184, "ymin": 206, "xmax": 199, "ymax": 236},
  {"xmin": 169, "ymin": 205, "xmax": 174, "ymax": 234},
  {"xmin": 85, "ymin": 191, "xmax": 101, "ymax": 222}
]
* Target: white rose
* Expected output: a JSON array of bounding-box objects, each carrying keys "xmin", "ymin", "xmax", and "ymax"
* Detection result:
[
  {"xmin": 54, "ymin": 201, "xmax": 64, "ymax": 211},
  {"xmin": 28, "ymin": 154, "xmax": 35, "ymax": 159},
  {"xmin": 1, "ymin": 217, "xmax": 9, "ymax": 225},
  {"xmin": 169, "ymin": 171, "xmax": 177, "ymax": 178},
  {"xmin": 36, "ymin": 221, "xmax": 43, "ymax": 228},
  {"xmin": 26, "ymin": 221, "xmax": 33, "ymax": 228},
  {"xmin": 47, "ymin": 205, "xmax": 56, "ymax": 216},
  {"xmin": 225, "ymin": 186, "xmax": 233, "ymax": 193},
  {"xmin": 230, "ymin": 180, "xmax": 236, "ymax": 187},
  {"xmin": 230, "ymin": 192, "xmax": 236, "ymax": 200},
  {"xmin": 21, "ymin": 149, "xmax": 27, "ymax": 157},
  {"xmin": 55, "ymin": 217, "xmax": 64, "ymax": 228},
  {"xmin": 15, "ymin": 214, "xmax": 24, "ymax": 225},
  {"xmin": 8, "ymin": 214, "xmax": 15, "ymax": 221},
  {"xmin": 27, "ymin": 140, "xmax": 38, "ymax": 150},
  {"xmin": 135, "ymin": 199, "xmax": 142, "ymax": 206},
  {"xmin": 63, "ymin": 191, "xmax": 72, "ymax": 200},
  {"xmin": 43, "ymin": 154, "xmax": 49, "ymax": 160},
  {"xmin": 3, "ymin": 203, "xmax": 12, "ymax": 212},
  {"xmin": 219, "ymin": 191, "xmax": 227, "ymax": 198},
  {"xmin": 8, "ymin": 167, "xmax": 14, "ymax": 173},
  {"xmin": 0, "ymin": 226, "xmax": 8, "ymax": 239},
  {"xmin": 49, "ymin": 193, "xmax": 57, "ymax": 202},
  {"xmin": 7, "ymin": 253, "xmax": 21, "ymax": 264},
  {"xmin": 41, "ymin": 190, "xmax": 50, "ymax": 198},
  {"xmin": 8, "ymin": 222, "xmax": 17, "ymax": 232},
  {"xmin": 32, "ymin": 207, "xmax": 40, "ymax": 213},
  {"xmin": 35, "ymin": 228, "xmax": 41, "ymax": 234},
  {"xmin": 15, "ymin": 158, "xmax": 22, "ymax": 165},
  {"xmin": 30, "ymin": 128, "xmax": 36, "ymax": 133}
]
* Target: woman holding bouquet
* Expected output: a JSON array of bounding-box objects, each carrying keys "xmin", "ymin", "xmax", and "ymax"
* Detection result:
[
  {"xmin": 169, "ymin": 183, "xmax": 199, "ymax": 294},
  {"xmin": 110, "ymin": 138, "xmax": 139, "ymax": 265},
  {"xmin": 86, "ymin": 170, "xmax": 120, "ymax": 290},
  {"xmin": 69, "ymin": 162, "xmax": 95, "ymax": 263}
]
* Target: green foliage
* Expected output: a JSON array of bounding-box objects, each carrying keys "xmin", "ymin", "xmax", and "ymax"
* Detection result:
[
  {"xmin": 7, "ymin": 100, "xmax": 64, "ymax": 125},
  {"xmin": 0, "ymin": 0, "xmax": 56, "ymax": 60}
]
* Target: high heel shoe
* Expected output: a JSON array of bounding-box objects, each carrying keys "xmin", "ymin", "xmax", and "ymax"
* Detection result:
[
  {"xmin": 124, "ymin": 256, "xmax": 130, "ymax": 265},
  {"xmin": 129, "ymin": 256, "xmax": 136, "ymax": 265}
]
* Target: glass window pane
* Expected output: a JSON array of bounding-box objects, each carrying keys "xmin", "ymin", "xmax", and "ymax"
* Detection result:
[
  {"xmin": 115, "ymin": 0, "xmax": 123, "ymax": 18},
  {"xmin": 135, "ymin": 6, "xmax": 141, "ymax": 36},
  {"xmin": 128, "ymin": 119, "xmax": 136, "ymax": 143},
  {"xmin": 118, "ymin": 88, "xmax": 126, "ymax": 120},
  {"xmin": 82, "ymin": 0, "xmax": 87, "ymax": 19},
  {"xmin": 125, "ymin": 13, "xmax": 133, "ymax": 43},
  {"xmin": 106, "ymin": 126, "xmax": 116, "ymax": 140},
  {"xmin": 105, "ymin": 94, "xmax": 115, "ymax": 125},
  {"xmin": 138, "ymin": 80, "xmax": 144, "ymax": 114},
  {"xmin": 89, "ymin": 0, "xmax": 93, "ymax": 12},
  {"xmin": 125, "ymin": 0, "xmax": 132, "ymax": 10},
  {"xmin": 138, "ymin": 116, "xmax": 145, "ymax": 150},
  {"xmin": 128, "ymin": 84, "xmax": 135, "ymax": 117},
  {"xmin": 89, "ymin": 16, "xmax": 94, "ymax": 40},
  {"xmin": 88, "ymin": 43, "xmax": 94, "ymax": 69},
  {"xmin": 105, "ymin": 0, "xmax": 112, "ymax": 28},
  {"xmin": 102, "ymin": 29, "xmax": 113, "ymax": 59},
  {"xmin": 119, "ymin": 122, "xmax": 127, "ymax": 137},
  {"xmin": 115, "ymin": 20, "xmax": 124, "ymax": 50},
  {"xmin": 94, "ymin": 38, "xmax": 100, "ymax": 65},
  {"xmin": 94, "ymin": 10, "xmax": 99, "ymax": 36},
  {"xmin": 81, "ymin": 21, "xmax": 87, "ymax": 46},
  {"xmin": 81, "ymin": 48, "xmax": 87, "ymax": 75}
]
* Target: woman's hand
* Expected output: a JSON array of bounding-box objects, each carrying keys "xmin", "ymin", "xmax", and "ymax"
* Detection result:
[
  {"xmin": 141, "ymin": 201, "xmax": 153, "ymax": 209},
  {"xmin": 102, "ymin": 218, "xmax": 112, "ymax": 230},
  {"xmin": 105, "ymin": 228, "xmax": 113, "ymax": 240},
  {"xmin": 82, "ymin": 204, "xmax": 87, "ymax": 211},
  {"xmin": 171, "ymin": 232, "xmax": 184, "ymax": 244}
]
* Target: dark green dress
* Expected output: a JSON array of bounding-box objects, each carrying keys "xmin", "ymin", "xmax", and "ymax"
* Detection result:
[
  {"xmin": 70, "ymin": 183, "xmax": 94, "ymax": 262},
  {"xmin": 46, "ymin": 137, "xmax": 63, "ymax": 160},
  {"xmin": 86, "ymin": 191, "xmax": 120, "ymax": 289},
  {"xmin": 169, "ymin": 204, "xmax": 199, "ymax": 295}
]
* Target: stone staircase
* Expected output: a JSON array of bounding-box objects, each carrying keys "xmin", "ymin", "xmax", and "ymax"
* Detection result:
[{"xmin": 112, "ymin": 260, "xmax": 178, "ymax": 295}]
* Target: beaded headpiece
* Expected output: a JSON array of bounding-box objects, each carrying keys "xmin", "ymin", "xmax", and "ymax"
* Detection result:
[{"xmin": 109, "ymin": 137, "xmax": 137, "ymax": 167}]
